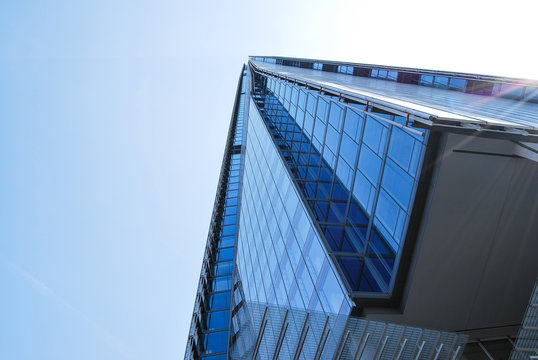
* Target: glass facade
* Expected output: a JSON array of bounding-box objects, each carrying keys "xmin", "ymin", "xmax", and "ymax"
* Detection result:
[
  {"xmin": 229, "ymin": 98, "xmax": 351, "ymax": 359},
  {"xmin": 185, "ymin": 59, "xmax": 475, "ymax": 360},
  {"xmin": 258, "ymin": 72, "xmax": 429, "ymax": 296}
]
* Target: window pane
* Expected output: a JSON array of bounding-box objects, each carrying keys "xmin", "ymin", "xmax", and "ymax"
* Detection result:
[
  {"xmin": 420, "ymin": 75, "xmax": 433, "ymax": 85},
  {"xmin": 363, "ymin": 117, "xmax": 387, "ymax": 154},
  {"xmin": 449, "ymin": 78, "xmax": 466, "ymax": 90},
  {"xmin": 204, "ymin": 331, "xmax": 228, "ymax": 354},
  {"xmin": 381, "ymin": 159, "xmax": 414, "ymax": 209},
  {"xmin": 358, "ymin": 145, "xmax": 382, "ymax": 184},
  {"xmin": 209, "ymin": 292, "xmax": 231, "ymax": 310},
  {"xmin": 217, "ymin": 248, "xmax": 234, "ymax": 262}
]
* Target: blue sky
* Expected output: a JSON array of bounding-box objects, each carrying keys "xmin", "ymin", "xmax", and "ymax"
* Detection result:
[{"xmin": 0, "ymin": 0, "xmax": 535, "ymax": 359}]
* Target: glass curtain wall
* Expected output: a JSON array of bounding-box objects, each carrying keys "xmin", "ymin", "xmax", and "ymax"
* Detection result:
[{"xmin": 250, "ymin": 69, "xmax": 429, "ymax": 297}]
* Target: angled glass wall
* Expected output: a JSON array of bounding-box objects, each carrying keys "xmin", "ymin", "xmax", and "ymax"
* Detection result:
[
  {"xmin": 186, "ymin": 61, "xmax": 472, "ymax": 360},
  {"xmin": 230, "ymin": 95, "xmax": 352, "ymax": 359},
  {"xmin": 227, "ymin": 66, "xmax": 466, "ymax": 360},
  {"xmin": 250, "ymin": 70, "xmax": 429, "ymax": 298}
]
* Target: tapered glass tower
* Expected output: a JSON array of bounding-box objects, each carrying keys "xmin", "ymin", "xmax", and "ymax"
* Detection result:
[{"xmin": 185, "ymin": 57, "xmax": 538, "ymax": 360}]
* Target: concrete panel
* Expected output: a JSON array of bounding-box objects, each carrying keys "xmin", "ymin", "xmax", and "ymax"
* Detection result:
[{"xmin": 365, "ymin": 133, "xmax": 538, "ymax": 339}]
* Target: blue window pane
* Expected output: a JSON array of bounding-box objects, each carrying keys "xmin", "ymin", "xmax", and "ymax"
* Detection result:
[
  {"xmin": 319, "ymin": 165, "xmax": 332, "ymax": 182},
  {"xmin": 353, "ymin": 171, "xmax": 375, "ymax": 216},
  {"xmin": 336, "ymin": 159, "xmax": 353, "ymax": 189},
  {"xmin": 328, "ymin": 103, "xmax": 344, "ymax": 130},
  {"xmin": 303, "ymin": 233, "xmax": 325, "ymax": 280},
  {"xmin": 387, "ymin": 71, "xmax": 398, "ymax": 81},
  {"xmin": 223, "ymin": 215, "xmax": 236, "ymax": 225},
  {"xmin": 339, "ymin": 133, "xmax": 358, "ymax": 167},
  {"xmin": 317, "ymin": 98, "xmax": 329, "ymax": 122},
  {"xmin": 298, "ymin": 90, "xmax": 307, "ymax": 109},
  {"xmin": 227, "ymin": 182, "xmax": 238, "ymax": 191},
  {"xmin": 368, "ymin": 228, "xmax": 396, "ymax": 270},
  {"xmin": 313, "ymin": 117, "xmax": 326, "ymax": 143},
  {"xmin": 434, "ymin": 76, "xmax": 449, "ymax": 88},
  {"xmin": 213, "ymin": 276, "xmax": 232, "ymax": 292},
  {"xmin": 449, "ymin": 78, "xmax": 466, "ymax": 90},
  {"xmin": 217, "ymin": 248, "xmax": 234, "ymax": 261},
  {"xmin": 343, "ymin": 108, "xmax": 363, "ymax": 140},
  {"xmin": 296, "ymin": 108, "xmax": 305, "ymax": 128},
  {"xmin": 331, "ymin": 182, "xmax": 348, "ymax": 201},
  {"xmin": 325, "ymin": 124, "xmax": 340, "ymax": 153},
  {"xmin": 284, "ymin": 85, "xmax": 291, "ymax": 102},
  {"xmin": 209, "ymin": 292, "xmax": 231, "ymax": 310},
  {"xmin": 204, "ymin": 331, "xmax": 228, "ymax": 354},
  {"xmin": 374, "ymin": 190, "xmax": 403, "ymax": 247},
  {"xmin": 360, "ymin": 263, "xmax": 383, "ymax": 292},
  {"xmin": 278, "ymin": 83, "xmax": 285, "ymax": 98},
  {"xmin": 291, "ymin": 87, "xmax": 299, "ymax": 104},
  {"xmin": 388, "ymin": 126, "xmax": 415, "ymax": 172},
  {"xmin": 215, "ymin": 261, "xmax": 233, "ymax": 276},
  {"xmin": 227, "ymin": 189, "xmax": 238, "ymax": 197},
  {"xmin": 304, "ymin": 112, "xmax": 314, "ymax": 136},
  {"xmin": 363, "ymin": 117, "xmax": 387, "ymax": 154},
  {"xmin": 317, "ymin": 259, "xmax": 345, "ymax": 314},
  {"xmin": 219, "ymin": 236, "xmax": 234, "ymax": 248},
  {"xmin": 347, "ymin": 202, "xmax": 368, "ymax": 227},
  {"xmin": 322, "ymin": 225, "xmax": 356, "ymax": 252},
  {"xmin": 381, "ymin": 159, "xmax": 414, "ymax": 209},
  {"xmin": 346, "ymin": 225, "xmax": 366, "ymax": 251},
  {"xmin": 315, "ymin": 181, "xmax": 331, "ymax": 200},
  {"xmin": 224, "ymin": 206, "xmax": 236, "ymax": 216},
  {"xmin": 420, "ymin": 75, "xmax": 433, "ymax": 86},
  {"xmin": 206, "ymin": 310, "xmax": 230, "ymax": 330},
  {"xmin": 307, "ymin": 93, "xmax": 317, "ymax": 114},
  {"xmin": 295, "ymin": 258, "xmax": 314, "ymax": 302},
  {"xmin": 358, "ymin": 145, "xmax": 382, "ymax": 184},
  {"xmin": 221, "ymin": 225, "xmax": 235, "ymax": 236},
  {"xmin": 288, "ymin": 277, "xmax": 304, "ymax": 308},
  {"xmin": 337, "ymin": 257, "xmax": 364, "ymax": 290}
]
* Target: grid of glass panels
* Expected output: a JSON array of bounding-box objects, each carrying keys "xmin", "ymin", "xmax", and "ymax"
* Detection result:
[
  {"xmin": 237, "ymin": 99, "xmax": 352, "ymax": 314},
  {"xmin": 185, "ymin": 69, "xmax": 248, "ymax": 360},
  {"xmin": 371, "ymin": 69, "xmax": 398, "ymax": 81},
  {"xmin": 260, "ymin": 73, "xmax": 429, "ymax": 296},
  {"xmin": 420, "ymin": 74, "xmax": 467, "ymax": 90},
  {"xmin": 231, "ymin": 97, "xmax": 352, "ymax": 358},
  {"xmin": 338, "ymin": 65, "xmax": 354, "ymax": 75}
]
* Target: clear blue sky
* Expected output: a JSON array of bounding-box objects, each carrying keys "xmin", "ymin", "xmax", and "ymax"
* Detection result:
[{"xmin": 0, "ymin": 0, "xmax": 534, "ymax": 359}]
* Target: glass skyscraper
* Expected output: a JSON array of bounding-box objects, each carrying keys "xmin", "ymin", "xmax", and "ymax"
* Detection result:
[{"xmin": 185, "ymin": 57, "xmax": 538, "ymax": 360}]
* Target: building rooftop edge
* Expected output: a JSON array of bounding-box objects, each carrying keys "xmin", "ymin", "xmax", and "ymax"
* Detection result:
[{"xmin": 249, "ymin": 55, "xmax": 538, "ymax": 85}]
